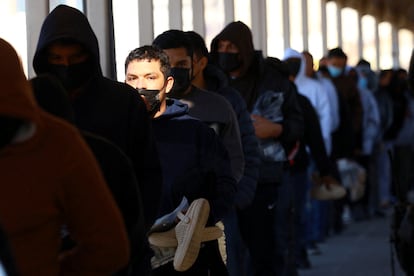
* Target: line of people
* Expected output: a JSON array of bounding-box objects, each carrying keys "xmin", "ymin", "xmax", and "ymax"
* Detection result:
[{"xmin": 1, "ymin": 4, "xmax": 414, "ymax": 276}]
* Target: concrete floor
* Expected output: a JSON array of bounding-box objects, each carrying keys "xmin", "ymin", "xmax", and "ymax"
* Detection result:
[{"xmin": 299, "ymin": 212, "xmax": 407, "ymax": 276}]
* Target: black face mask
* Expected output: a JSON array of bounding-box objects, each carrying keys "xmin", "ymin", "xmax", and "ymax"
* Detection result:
[
  {"xmin": 397, "ymin": 79, "xmax": 408, "ymax": 93},
  {"xmin": 318, "ymin": 65, "xmax": 328, "ymax": 74},
  {"xmin": 0, "ymin": 117, "xmax": 23, "ymax": 150},
  {"xmin": 217, "ymin": 53, "xmax": 241, "ymax": 73},
  {"xmin": 169, "ymin": 68, "xmax": 191, "ymax": 99},
  {"xmin": 137, "ymin": 88, "xmax": 161, "ymax": 117},
  {"xmin": 48, "ymin": 61, "xmax": 93, "ymax": 91},
  {"xmin": 285, "ymin": 59, "xmax": 301, "ymax": 77}
]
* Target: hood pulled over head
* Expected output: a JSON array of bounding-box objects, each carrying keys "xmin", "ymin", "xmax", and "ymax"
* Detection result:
[
  {"xmin": 210, "ymin": 21, "xmax": 254, "ymax": 77},
  {"xmin": 0, "ymin": 38, "xmax": 38, "ymax": 123},
  {"xmin": 33, "ymin": 4, "xmax": 102, "ymax": 77},
  {"xmin": 0, "ymin": 38, "xmax": 40, "ymax": 148},
  {"xmin": 282, "ymin": 48, "xmax": 306, "ymax": 81}
]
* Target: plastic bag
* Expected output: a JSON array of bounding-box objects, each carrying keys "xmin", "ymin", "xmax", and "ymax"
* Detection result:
[{"xmin": 336, "ymin": 158, "xmax": 366, "ymax": 202}]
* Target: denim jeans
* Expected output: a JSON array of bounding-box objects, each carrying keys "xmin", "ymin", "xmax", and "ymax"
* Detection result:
[{"xmin": 222, "ymin": 209, "xmax": 250, "ymax": 276}]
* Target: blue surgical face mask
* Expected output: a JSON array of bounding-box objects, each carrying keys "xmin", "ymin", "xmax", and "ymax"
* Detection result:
[
  {"xmin": 358, "ymin": 77, "xmax": 368, "ymax": 90},
  {"xmin": 327, "ymin": 65, "xmax": 343, "ymax": 78}
]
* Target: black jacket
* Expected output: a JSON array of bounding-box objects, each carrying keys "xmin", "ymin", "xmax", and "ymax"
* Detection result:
[
  {"xmin": 32, "ymin": 5, "xmax": 162, "ymax": 231},
  {"xmin": 204, "ymin": 63, "xmax": 260, "ymax": 209},
  {"xmin": 83, "ymin": 133, "xmax": 148, "ymax": 275},
  {"xmin": 211, "ymin": 22, "xmax": 303, "ymax": 184},
  {"xmin": 152, "ymin": 99, "xmax": 236, "ymax": 222},
  {"xmin": 330, "ymin": 74, "xmax": 363, "ymax": 159},
  {"xmin": 30, "ymin": 74, "xmax": 148, "ymax": 275},
  {"xmin": 291, "ymin": 94, "xmax": 334, "ymax": 177}
]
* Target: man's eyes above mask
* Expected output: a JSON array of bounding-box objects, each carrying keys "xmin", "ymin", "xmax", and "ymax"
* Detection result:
[
  {"xmin": 147, "ymin": 75, "xmax": 158, "ymax": 80},
  {"xmin": 126, "ymin": 75, "xmax": 137, "ymax": 81},
  {"xmin": 48, "ymin": 55, "xmax": 68, "ymax": 63},
  {"xmin": 218, "ymin": 42, "xmax": 238, "ymax": 53},
  {"xmin": 126, "ymin": 74, "xmax": 159, "ymax": 82},
  {"xmin": 48, "ymin": 53, "xmax": 88, "ymax": 64},
  {"xmin": 174, "ymin": 60, "xmax": 191, "ymax": 68}
]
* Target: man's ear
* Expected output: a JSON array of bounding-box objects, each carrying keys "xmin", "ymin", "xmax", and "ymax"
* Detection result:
[
  {"xmin": 199, "ymin": 56, "xmax": 208, "ymax": 71},
  {"xmin": 165, "ymin": 76, "xmax": 174, "ymax": 94}
]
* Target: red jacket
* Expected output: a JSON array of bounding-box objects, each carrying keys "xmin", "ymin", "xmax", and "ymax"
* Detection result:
[{"xmin": 0, "ymin": 38, "xmax": 129, "ymax": 275}]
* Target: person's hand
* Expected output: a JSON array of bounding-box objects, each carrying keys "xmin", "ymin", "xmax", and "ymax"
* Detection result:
[
  {"xmin": 251, "ymin": 114, "xmax": 283, "ymax": 139},
  {"xmin": 320, "ymin": 175, "xmax": 340, "ymax": 190},
  {"xmin": 311, "ymin": 173, "xmax": 340, "ymax": 190}
]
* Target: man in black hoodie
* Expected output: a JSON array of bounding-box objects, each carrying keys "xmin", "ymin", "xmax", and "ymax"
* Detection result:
[
  {"xmin": 125, "ymin": 45, "xmax": 236, "ymax": 275},
  {"xmin": 210, "ymin": 21, "xmax": 304, "ymax": 276},
  {"xmin": 31, "ymin": 74, "xmax": 146, "ymax": 276},
  {"xmin": 32, "ymin": 5, "xmax": 162, "ymax": 275}
]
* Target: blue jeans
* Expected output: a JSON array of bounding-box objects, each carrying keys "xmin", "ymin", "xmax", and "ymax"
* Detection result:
[
  {"xmin": 222, "ymin": 209, "xmax": 250, "ymax": 276},
  {"xmin": 375, "ymin": 143, "xmax": 393, "ymax": 205}
]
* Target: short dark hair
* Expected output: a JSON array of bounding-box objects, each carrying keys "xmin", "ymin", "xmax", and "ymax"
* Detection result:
[
  {"xmin": 152, "ymin": 29, "xmax": 194, "ymax": 59},
  {"xmin": 124, "ymin": 45, "xmax": 171, "ymax": 78},
  {"xmin": 185, "ymin": 31, "xmax": 208, "ymax": 59},
  {"xmin": 327, "ymin": 47, "xmax": 347, "ymax": 59},
  {"xmin": 357, "ymin": 59, "xmax": 371, "ymax": 67}
]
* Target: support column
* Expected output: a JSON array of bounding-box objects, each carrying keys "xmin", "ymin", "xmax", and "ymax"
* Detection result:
[
  {"xmin": 138, "ymin": 0, "xmax": 154, "ymax": 45},
  {"xmin": 251, "ymin": 0, "xmax": 267, "ymax": 54},
  {"xmin": 336, "ymin": 3, "xmax": 343, "ymax": 47},
  {"xmin": 391, "ymin": 25, "xmax": 400, "ymax": 68},
  {"xmin": 321, "ymin": 0, "xmax": 328, "ymax": 55},
  {"xmin": 283, "ymin": 0, "xmax": 290, "ymax": 50},
  {"xmin": 169, "ymin": 0, "xmax": 183, "ymax": 30},
  {"xmin": 374, "ymin": 19, "xmax": 380, "ymax": 71},
  {"xmin": 25, "ymin": 0, "xmax": 49, "ymax": 78},
  {"xmin": 357, "ymin": 12, "xmax": 363, "ymax": 59},
  {"xmin": 302, "ymin": 0, "xmax": 309, "ymax": 51},
  {"xmin": 85, "ymin": 0, "xmax": 116, "ymax": 79},
  {"xmin": 192, "ymin": 0, "xmax": 205, "ymax": 37},
  {"xmin": 224, "ymin": 0, "xmax": 235, "ymax": 25}
]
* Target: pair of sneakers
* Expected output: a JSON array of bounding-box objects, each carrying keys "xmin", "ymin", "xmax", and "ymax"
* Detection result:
[{"xmin": 148, "ymin": 198, "xmax": 223, "ymax": 271}]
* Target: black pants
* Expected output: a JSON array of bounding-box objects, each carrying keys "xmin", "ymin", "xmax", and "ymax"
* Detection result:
[{"xmin": 238, "ymin": 183, "xmax": 279, "ymax": 276}]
